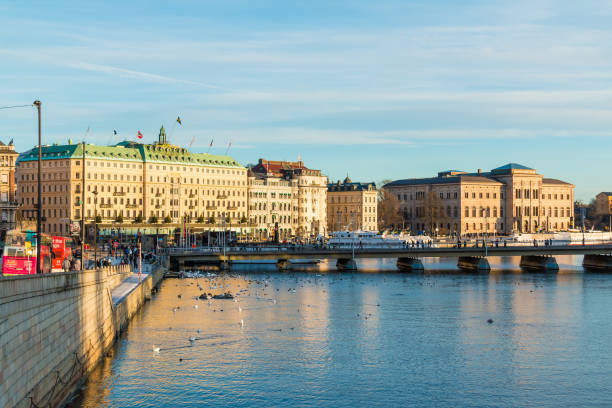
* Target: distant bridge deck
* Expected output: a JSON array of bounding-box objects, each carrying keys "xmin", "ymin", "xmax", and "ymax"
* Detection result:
[{"xmin": 166, "ymin": 244, "xmax": 612, "ymax": 262}]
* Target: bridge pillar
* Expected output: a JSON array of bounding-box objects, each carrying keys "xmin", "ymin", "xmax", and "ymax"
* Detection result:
[
  {"xmin": 218, "ymin": 260, "xmax": 230, "ymax": 271},
  {"xmin": 277, "ymin": 259, "xmax": 290, "ymax": 271},
  {"xmin": 583, "ymin": 254, "xmax": 612, "ymax": 270},
  {"xmin": 457, "ymin": 257, "xmax": 490, "ymax": 272},
  {"xmin": 397, "ymin": 257, "xmax": 424, "ymax": 272},
  {"xmin": 520, "ymin": 255, "xmax": 559, "ymax": 271},
  {"xmin": 336, "ymin": 258, "xmax": 357, "ymax": 271}
]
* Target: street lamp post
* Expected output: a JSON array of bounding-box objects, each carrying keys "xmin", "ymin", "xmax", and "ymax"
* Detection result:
[
  {"xmin": 33, "ymin": 100, "xmax": 42, "ymax": 274},
  {"xmin": 81, "ymin": 141, "xmax": 85, "ymax": 270},
  {"xmin": 93, "ymin": 189, "xmax": 98, "ymax": 266}
]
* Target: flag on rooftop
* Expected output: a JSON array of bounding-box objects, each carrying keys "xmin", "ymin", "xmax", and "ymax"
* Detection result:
[
  {"xmin": 137, "ymin": 130, "xmax": 143, "ymax": 139},
  {"xmin": 176, "ymin": 116, "xmax": 182, "ymax": 125}
]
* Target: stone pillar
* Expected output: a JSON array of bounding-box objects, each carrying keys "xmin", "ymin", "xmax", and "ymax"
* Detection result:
[
  {"xmin": 457, "ymin": 256, "xmax": 490, "ymax": 272},
  {"xmin": 277, "ymin": 259, "xmax": 290, "ymax": 271},
  {"xmin": 583, "ymin": 254, "xmax": 612, "ymax": 270},
  {"xmin": 397, "ymin": 257, "xmax": 424, "ymax": 272},
  {"xmin": 336, "ymin": 258, "xmax": 357, "ymax": 271},
  {"xmin": 519, "ymin": 255, "xmax": 559, "ymax": 271}
]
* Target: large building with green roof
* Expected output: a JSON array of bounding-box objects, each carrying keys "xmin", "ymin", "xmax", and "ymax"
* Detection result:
[{"xmin": 16, "ymin": 127, "xmax": 249, "ymax": 235}]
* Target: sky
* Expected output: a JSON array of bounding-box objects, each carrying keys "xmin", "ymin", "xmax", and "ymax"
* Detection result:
[{"xmin": 1, "ymin": 0, "xmax": 611, "ymax": 201}]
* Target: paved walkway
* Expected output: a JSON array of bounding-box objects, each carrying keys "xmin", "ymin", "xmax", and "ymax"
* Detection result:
[{"xmin": 111, "ymin": 264, "xmax": 153, "ymax": 306}]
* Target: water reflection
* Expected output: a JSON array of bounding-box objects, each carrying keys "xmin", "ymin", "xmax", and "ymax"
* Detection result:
[{"xmin": 70, "ymin": 257, "xmax": 612, "ymax": 408}]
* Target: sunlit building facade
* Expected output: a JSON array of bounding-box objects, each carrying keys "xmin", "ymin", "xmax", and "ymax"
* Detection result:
[
  {"xmin": 384, "ymin": 163, "xmax": 574, "ymax": 236},
  {"xmin": 327, "ymin": 177, "xmax": 377, "ymax": 232},
  {"xmin": 16, "ymin": 128, "xmax": 248, "ymax": 234},
  {"xmin": 250, "ymin": 159, "xmax": 327, "ymax": 237},
  {"xmin": 0, "ymin": 140, "xmax": 18, "ymax": 232}
]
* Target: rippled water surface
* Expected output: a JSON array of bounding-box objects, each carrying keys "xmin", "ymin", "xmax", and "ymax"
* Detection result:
[{"xmin": 71, "ymin": 256, "xmax": 612, "ymax": 407}]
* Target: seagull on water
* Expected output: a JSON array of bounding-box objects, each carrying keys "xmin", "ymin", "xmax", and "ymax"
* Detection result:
[
  {"xmin": 240, "ymin": 319, "xmax": 244, "ymax": 328},
  {"xmin": 152, "ymin": 346, "xmax": 160, "ymax": 354},
  {"xmin": 189, "ymin": 336, "xmax": 196, "ymax": 344},
  {"xmin": 194, "ymin": 304, "xmax": 198, "ymax": 309}
]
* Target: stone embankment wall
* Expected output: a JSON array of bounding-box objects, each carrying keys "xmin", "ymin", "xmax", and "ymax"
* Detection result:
[{"xmin": 0, "ymin": 264, "xmax": 165, "ymax": 408}]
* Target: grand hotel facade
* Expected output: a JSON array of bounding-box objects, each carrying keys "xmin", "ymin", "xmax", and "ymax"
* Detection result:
[
  {"xmin": 384, "ymin": 164, "xmax": 575, "ymax": 236},
  {"xmin": 15, "ymin": 129, "xmax": 327, "ymax": 239}
]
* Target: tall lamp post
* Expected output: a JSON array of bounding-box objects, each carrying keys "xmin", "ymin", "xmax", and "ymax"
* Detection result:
[
  {"xmin": 33, "ymin": 100, "xmax": 42, "ymax": 274},
  {"xmin": 93, "ymin": 189, "xmax": 98, "ymax": 266},
  {"xmin": 80, "ymin": 141, "xmax": 85, "ymax": 270}
]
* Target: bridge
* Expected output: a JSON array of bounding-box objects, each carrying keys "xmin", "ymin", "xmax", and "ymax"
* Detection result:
[{"xmin": 166, "ymin": 243, "xmax": 612, "ymax": 272}]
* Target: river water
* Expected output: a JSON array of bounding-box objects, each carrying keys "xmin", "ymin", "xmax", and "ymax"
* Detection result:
[{"xmin": 70, "ymin": 256, "xmax": 612, "ymax": 407}]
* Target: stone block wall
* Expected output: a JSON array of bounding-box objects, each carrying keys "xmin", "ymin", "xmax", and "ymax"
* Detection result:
[{"xmin": 0, "ymin": 265, "xmax": 137, "ymax": 408}]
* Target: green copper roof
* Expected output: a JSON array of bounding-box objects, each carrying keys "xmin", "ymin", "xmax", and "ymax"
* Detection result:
[
  {"xmin": 492, "ymin": 163, "xmax": 534, "ymax": 171},
  {"xmin": 16, "ymin": 141, "xmax": 243, "ymax": 168}
]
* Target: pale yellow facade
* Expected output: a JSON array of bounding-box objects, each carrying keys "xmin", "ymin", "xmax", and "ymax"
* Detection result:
[
  {"xmin": 247, "ymin": 174, "xmax": 298, "ymax": 240},
  {"xmin": 327, "ymin": 178, "xmax": 377, "ymax": 232},
  {"xmin": 384, "ymin": 164, "xmax": 574, "ymax": 236},
  {"xmin": 0, "ymin": 141, "xmax": 18, "ymax": 230},
  {"xmin": 249, "ymin": 159, "xmax": 327, "ymax": 237},
  {"xmin": 16, "ymin": 131, "xmax": 248, "ymax": 234}
]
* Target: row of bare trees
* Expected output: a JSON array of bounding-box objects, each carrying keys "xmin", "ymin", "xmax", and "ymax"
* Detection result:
[{"xmin": 377, "ymin": 183, "xmax": 449, "ymax": 233}]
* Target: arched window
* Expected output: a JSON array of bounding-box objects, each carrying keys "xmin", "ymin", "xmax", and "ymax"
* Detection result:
[
  {"xmin": 465, "ymin": 207, "xmax": 469, "ymax": 217},
  {"xmin": 493, "ymin": 207, "xmax": 498, "ymax": 217},
  {"xmin": 472, "ymin": 207, "xmax": 476, "ymax": 217}
]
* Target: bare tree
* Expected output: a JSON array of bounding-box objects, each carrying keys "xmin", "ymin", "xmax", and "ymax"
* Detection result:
[
  {"xmin": 423, "ymin": 191, "xmax": 447, "ymax": 234},
  {"xmin": 378, "ymin": 188, "xmax": 402, "ymax": 230}
]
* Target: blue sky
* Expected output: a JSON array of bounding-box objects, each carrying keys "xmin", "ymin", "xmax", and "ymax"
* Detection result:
[{"xmin": 1, "ymin": 0, "xmax": 611, "ymax": 200}]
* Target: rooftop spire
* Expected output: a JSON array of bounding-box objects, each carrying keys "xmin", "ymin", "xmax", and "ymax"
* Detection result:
[{"xmin": 158, "ymin": 126, "xmax": 167, "ymax": 144}]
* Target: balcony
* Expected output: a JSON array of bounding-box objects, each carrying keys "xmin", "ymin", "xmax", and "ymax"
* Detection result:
[
  {"xmin": 227, "ymin": 206, "xmax": 237, "ymax": 210},
  {"xmin": 189, "ymin": 194, "xmax": 197, "ymax": 198},
  {"xmin": 100, "ymin": 204, "xmax": 112, "ymax": 209},
  {"xmin": 206, "ymin": 205, "xmax": 217, "ymax": 210},
  {"xmin": 155, "ymin": 193, "xmax": 163, "ymax": 197},
  {"xmin": 125, "ymin": 204, "xmax": 137, "ymax": 209},
  {"xmin": 188, "ymin": 205, "xmax": 195, "ymax": 209},
  {"xmin": 113, "ymin": 191, "xmax": 126, "ymax": 196},
  {"xmin": 155, "ymin": 204, "xmax": 162, "ymax": 209},
  {"xmin": 217, "ymin": 195, "xmax": 227, "ymax": 199}
]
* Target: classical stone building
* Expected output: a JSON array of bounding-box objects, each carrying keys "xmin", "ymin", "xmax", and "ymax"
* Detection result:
[
  {"xmin": 0, "ymin": 140, "xmax": 18, "ymax": 232},
  {"xmin": 384, "ymin": 164, "xmax": 575, "ymax": 236},
  {"xmin": 327, "ymin": 177, "xmax": 377, "ymax": 232},
  {"xmin": 247, "ymin": 169, "xmax": 298, "ymax": 241},
  {"xmin": 250, "ymin": 159, "xmax": 327, "ymax": 237},
  {"xmin": 16, "ymin": 128, "xmax": 248, "ymax": 235}
]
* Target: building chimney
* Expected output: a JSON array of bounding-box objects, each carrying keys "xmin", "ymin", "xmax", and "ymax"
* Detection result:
[{"xmin": 478, "ymin": 168, "xmax": 482, "ymax": 175}]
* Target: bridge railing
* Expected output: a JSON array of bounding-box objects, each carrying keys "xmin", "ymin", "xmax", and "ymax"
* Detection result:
[{"xmin": 162, "ymin": 239, "xmax": 612, "ymax": 256}]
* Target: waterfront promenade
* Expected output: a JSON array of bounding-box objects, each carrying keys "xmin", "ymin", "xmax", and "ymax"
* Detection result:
[{"xmin": 0, "ymin": 261, "xmax": 165, "ymax": 408}]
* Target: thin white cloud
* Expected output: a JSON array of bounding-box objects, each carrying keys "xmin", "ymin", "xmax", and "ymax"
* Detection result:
[{"xmin": 61, "ymin": 61, "xmax": 229, "ymax": 90}]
